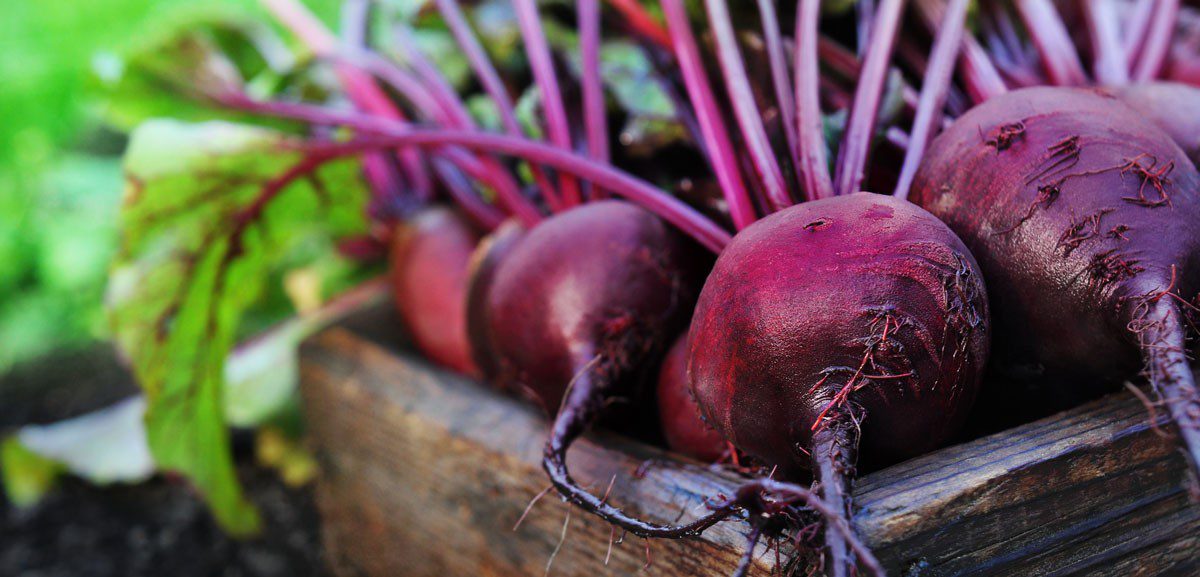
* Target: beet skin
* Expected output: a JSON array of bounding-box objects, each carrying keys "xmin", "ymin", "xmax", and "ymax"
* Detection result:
[
  {"xmin": 657, "ymin": 334, "xmax": 727, "ymax": 462},
  {"xmin": 389, "ymin": 207, "xmax": 481, "ymax": 376}
]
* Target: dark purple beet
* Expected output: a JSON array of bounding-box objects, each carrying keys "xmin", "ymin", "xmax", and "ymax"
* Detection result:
[
  {"xmin": 1115, "ymin": 82, "xmax": 1200, "ymax": 167},
  {"xmin": 657, "ymin": 334, "xmax": 727, "ymax": 462},
  {"xmin": 689, "ymin": 193, "xmax": 988, "ymax": 470},
  {"xmin": 688, "ymin": 193, "xmax": 989, "ymax": 576},
  {"xmin": 472, "ymin": 200, "xmax": 724, "ymax": 537},
  {"xmin": 688, "ymin": 194, "xmax": 989, "ymax": 454},
  {"xmin": 913, "ymin": 86, "xmax": 1200, "ymax": 478},
  {"xmin": 389, "ymin": 207, "xmax": 481, "ymax": 376}
]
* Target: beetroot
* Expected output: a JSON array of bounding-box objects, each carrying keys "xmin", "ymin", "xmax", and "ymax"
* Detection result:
[
  {"xmin": 689, "ymin": 193, "xmax": 989, "ymax": 573},
  {"xmin": 912, "ymin": 86, "xmax": 1200, "ymax": 478},
  {"xmin": 657, "ymin": 334, "xmax": 726, "ymax": 462},
  {"xmin": 1116, "ymin": 82, "xmax": 1200, "ymax": 167},
  {"xmin": 470, "ymin": 200, "xmax": 731, "ymax": 534},
  {"xmin": 463, "ymin": 221, "xmax": 526, "ymax": 385},
  {"xmin": 389, "ymin": 207, "xmax": 482, "ymax": 376}
]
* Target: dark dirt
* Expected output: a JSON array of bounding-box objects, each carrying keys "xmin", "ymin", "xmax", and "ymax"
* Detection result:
[
  {"xmin": 0, "ymin": 458, "xmax": 330, "ymax": 577},
  {"xmin": 1, "ymin": 343, "xmax": 331, "ymax": 577}
]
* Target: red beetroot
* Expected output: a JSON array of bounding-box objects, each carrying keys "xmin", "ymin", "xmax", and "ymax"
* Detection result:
[
  {"xmin": 657, "ymin": 334, "xmax": 727, "ymax": 462},
  {"xmin": 913, "ymin": 86, "xmax": 1200, "ymax": 479},
  {"xmin": 688, "ymin": 193, "xmax": 989, "ymax": 574},
  {"xmin": 389, "ymin": 207, "xmax": 481, "ymax": 376},
  {"xmin": 463, "ymin": 220, "xmax": 526, "ymax": 384},
  {"xmin": 470, "ymin": 200, "xmax": 733, "ymax": 537},
  {"xmin": 1116, "ymin": 82, "xmax": 1200, "ymax": 167},
  {"xmin": 476, "ymin": 200, "xmax": 707, "ymax": 411}
]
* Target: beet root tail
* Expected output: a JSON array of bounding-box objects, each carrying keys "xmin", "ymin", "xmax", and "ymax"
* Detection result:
[
  {"xmin": 811, "ymin": 417, "xmax": 862, "ymax": 577},
  {"xmin": 1137, "ymin": 299, "xmax": 1200, "ymax": 489},
  {"xmin": 541, "ymin": 361, "xmax": 737, "ymax": 539}
]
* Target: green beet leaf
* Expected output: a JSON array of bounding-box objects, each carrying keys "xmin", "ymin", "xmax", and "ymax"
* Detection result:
[{"xmin": 107, "ymin": 119, "xmax": 367, "ymax": 534}]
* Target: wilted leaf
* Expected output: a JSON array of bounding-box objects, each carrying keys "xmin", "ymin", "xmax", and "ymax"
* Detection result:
[
  {"xmin": 17, "ymin": 396, "xmax": 154, "ymax": 485},
  {"xmin": 107, "ymin": 119, "xmax": 368, "ymax": 534}
]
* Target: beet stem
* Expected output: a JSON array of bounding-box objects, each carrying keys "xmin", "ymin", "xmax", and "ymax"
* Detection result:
[
  {"xmin": 833, "ymin": 0, "xmax": 904, "ymax": 197},
  {"xmin": 705, "ymin": 0, "xmax": 792, "ymax": 212},
  {"xmin": 269, "ymin": 0, "xmax": 411, "ymax": 205},
  {"xmin": 659, "ymin": 0, "xmax": 758, "ymax": 229},
  {"xmin": 579, "ymin": 0, "xmax": 610, "ymax": 199},
  {"xmin": 435, "ymin": 0, "xmax": 562, "ymax": 207},
  {"xmin": 386, "ymin": 28, "xmax": 544, "ymax": 226},
  {"xmin": 430, "ymin": 158, "xmax": 507, "ymax": 230},
  {"xmin": 914, "ymin": 0, "xmax": 1008, "ymax": 104},
  {"xmin": 1131, "ymin": 0, "xmax": 1180, "ymax": 82},
  {"xmin": 1014, "ymin": 0, "xmax": 1089, "ymax": 86},
  {"xmin": 1124, "ymin": 0, "xmax": 1156, "ymax": 71},
  {"xmin": 755, "ymin": 0, "xmax": 802, "ymax": 193},
  {"xmin": 857, "ymin": 0, "xmax": 876, "ymax": 58},
  {"xmin": 795, "ymin": 0, "xmax": 836, "ymax": 201},
  {"xmin": 258, "ymin": 0, "xmax": 433, "ymax": 199},
  {"xmin": 894, "ymin": 0, "xmax": 967, "ymax": 199},
  {"xmin": 811, "ymin": 420, "xmax": 861, "ymax": 577},
  {"xmin": 1082, "ymin": 0, "xmax": 1130, "ymax": 85},
  {"xmin": 221, "ymin": 96, "xmax": 732, "ymax": 252},
  {"xmin": 514, "ymin": 0, "xmax": 583, "ymax": 208},
  {"xmin": 314, "ymin": 50, "xmax": 543, "ymax": 228}
]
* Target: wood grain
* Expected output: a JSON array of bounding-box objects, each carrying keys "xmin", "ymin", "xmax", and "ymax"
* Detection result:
[{"xmin": 300, "ymin": 309, "xmax": 1199, "ymax": 577}]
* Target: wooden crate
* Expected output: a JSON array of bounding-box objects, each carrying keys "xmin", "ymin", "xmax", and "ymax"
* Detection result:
[{"xmin": 299, "ymin": 306, "xmax": 1200, "ymax": 577}]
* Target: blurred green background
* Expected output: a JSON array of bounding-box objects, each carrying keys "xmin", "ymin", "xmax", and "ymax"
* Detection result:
[{"xmin": 0, "ymin": 0, "xmax": 341, "ymax": 372}]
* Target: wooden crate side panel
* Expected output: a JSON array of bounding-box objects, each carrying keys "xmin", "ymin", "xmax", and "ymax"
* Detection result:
[{"xmin": 301, "ymin": 324, "xmax": 1200, "ymax": 577}]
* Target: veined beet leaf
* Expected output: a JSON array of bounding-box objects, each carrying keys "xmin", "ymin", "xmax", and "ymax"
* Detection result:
[{"xmin": 107, "ymin": 119, "xmax": 368, "ymax": 534}]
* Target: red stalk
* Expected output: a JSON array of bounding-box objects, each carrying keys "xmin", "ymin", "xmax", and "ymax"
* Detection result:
[
  {"xmin": 1083, "ymin": 0, "xmax": 1130, "ymax": 85},
  {"xmin": 833, "ymin": 0, "xmax": 905, "ymax": 197},
  {"xmin": 1014, "ymin": 0, "xmax": 1089, "ymax": 86},
  {"xmin": 513, "ymin": 0, "xmax": 582, "ymax": 207},
  {"xmin": 705, "ymin": 0, "xmax": 791, "ymax": 212},
  {"xmin": 894, "ymin": 0, "xmax": 967, "ymax": 200},
  {"xmin": 226, "ymin": 97, "xmax": 731, "ymax": 252},
  {"xmin": 915, "ymin": 0, "xmax": 1008, "ymax": 104},
  {"xmin": 1124, "ymin": 0, "xmax": 1156, "ymax": 71},
  {"xmin": 259, "ymin": 0, "xmax": 432, "ymax": 199},
  {"xmin": 755, "ymin": 0, "xmax": 801, "ymax": 190},
  {"xmin": 434, "ymin": 0, "xmax": 561, "ymax": 209},
  {"xmin": 857, "ymin": 0, "xmax": 877, "ymax": 58},
  {"xmin": 795, "ymin": 0, "xmax": 835, "ymax": 201},
  {"xmin": 605, "ymin": 0, "xmax": 673, "ymax": 49},
  {"xmin": 579, "ymin": 0, "xmax": 610, "ymax": 199},
  {"xmin": 1132, "ymin": 0, "xmax": 1181, "ymax": 81},
  {"xmin": 659, "ymin": 0, "xmax": 757, "ymax": 229}
]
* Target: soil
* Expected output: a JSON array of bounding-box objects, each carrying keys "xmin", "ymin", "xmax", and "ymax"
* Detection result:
[{"xmin": 1, "ymin": 451, "xmax": 330, "ymax": 577}]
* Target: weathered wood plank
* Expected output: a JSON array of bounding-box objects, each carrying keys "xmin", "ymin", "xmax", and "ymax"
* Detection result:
[{"xmin": 300, "ymin": 311, "xmax": 1199, "ymax": 577}]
